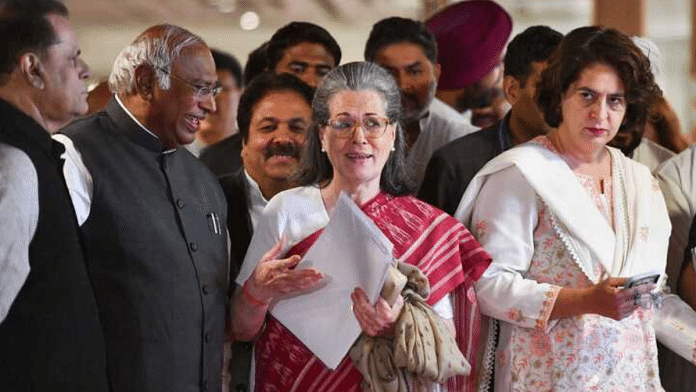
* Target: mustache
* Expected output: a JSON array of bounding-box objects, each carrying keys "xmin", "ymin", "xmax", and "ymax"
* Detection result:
[
  {"xmin": 456, "ymin": 86, "xmax": 503, "ymax": 111},
  {"xmin": 263, "ymin": 142, "xmax": 302, "ymax": 160}
]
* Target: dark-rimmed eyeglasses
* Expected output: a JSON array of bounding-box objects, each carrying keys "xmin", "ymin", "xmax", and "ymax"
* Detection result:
[
  {"xmin": 325, "ymin": 115, "xmax": 392, "ymax": 139},
  {"xmin": 156, "ymin": 67, "xmax": 222, "ymax": 99}
]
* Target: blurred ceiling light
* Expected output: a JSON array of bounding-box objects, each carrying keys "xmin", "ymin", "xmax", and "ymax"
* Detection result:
[
  {"xmin": 240, "ymin": 11, "xmax": 260, "ymax": 30},
  {"xmin": 204, "ymin": 0, "xmax": 236, "ymax": 13}
]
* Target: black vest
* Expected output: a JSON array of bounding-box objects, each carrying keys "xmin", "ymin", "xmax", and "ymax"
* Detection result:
[
  {"xmin": 0, "ymin": 99, "xmax": 109, "ymax": 390},
  {"xmin": 63, "ymin": 99, "xmax": 229, "ymax": 392}
]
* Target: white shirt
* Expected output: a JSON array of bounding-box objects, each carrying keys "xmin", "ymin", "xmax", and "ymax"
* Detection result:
[
  {"xmin": 407, "ymin": 98, "xmax": 478, "ymax": 188},
  {"xmin": 243, "ymin": 169, "xmax": 269, "ymax": 229},
  {"xmin": 0, "ymin": 144, "xmax": 38, "ymax": 323}
]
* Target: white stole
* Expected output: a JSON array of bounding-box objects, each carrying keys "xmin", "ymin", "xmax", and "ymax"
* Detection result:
[{"xmin": 456, "ymin": 142, "xmax": 669, "ymax": 282}]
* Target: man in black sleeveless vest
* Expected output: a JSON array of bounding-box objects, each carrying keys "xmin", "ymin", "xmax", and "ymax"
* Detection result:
[
  {"xmin": 57, "ymin": 25, "xmax": 229, "ymax": 392},
  {"xmin": 0, "ymin": 1, "xmax": 109, "ymax": 390}
]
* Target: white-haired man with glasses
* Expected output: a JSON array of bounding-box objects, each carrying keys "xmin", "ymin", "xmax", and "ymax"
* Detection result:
[{"xmin": 54, "ymin": 24, "xmax": 229, "ymax": 392}]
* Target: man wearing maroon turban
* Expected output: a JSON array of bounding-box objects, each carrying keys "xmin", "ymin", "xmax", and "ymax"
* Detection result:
[{"xmin": 427, "ymin": 0, "xmax": 512, "ymax": 128}]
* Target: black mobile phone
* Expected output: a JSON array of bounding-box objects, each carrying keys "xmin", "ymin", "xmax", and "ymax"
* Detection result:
[{"xmin": 623, "ymin": 271, "xmax": 660, "ymax": 288}]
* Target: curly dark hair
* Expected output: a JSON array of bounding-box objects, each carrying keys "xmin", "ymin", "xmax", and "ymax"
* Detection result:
[
  {"xmin": 536, "ymin": 26, "xmax": 662, "ymax": 154},
  {"xmin": 293, "ymin": 61, "xmax": 414, "ymax": 196}
]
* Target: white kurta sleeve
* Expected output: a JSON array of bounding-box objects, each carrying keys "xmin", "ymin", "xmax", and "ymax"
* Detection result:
[
  {"xmin": 653, "ymin": 293, "xmax": 696, "ymax": 365},
  {"xmin": 0, "ymin": 145, "xmax": 38, "ymax": 323},
  {"xmin": 472, "ymin": 165, "xmax": 562, "ymax": 331}
]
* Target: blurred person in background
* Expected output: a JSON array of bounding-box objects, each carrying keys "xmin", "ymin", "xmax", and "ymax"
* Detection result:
[
  {"xmin": 419, "ymin": 25, "xmax": 562, "ymax": 215},
  {"xmin": 427, "ymin": 0, "xmax": 512, "ymax": 129},
  {"xmin": 364, "ymin": 16, "xmax": 478, "ymax": 188},
  {"xmin": 190, "ymin": 49, "xmax": 243, "ymax": 158}
]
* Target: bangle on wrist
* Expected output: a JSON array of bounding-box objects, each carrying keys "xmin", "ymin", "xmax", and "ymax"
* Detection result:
[{"xmin": 243, "ymin": 282, "xmax": 268, "ymax": 307}]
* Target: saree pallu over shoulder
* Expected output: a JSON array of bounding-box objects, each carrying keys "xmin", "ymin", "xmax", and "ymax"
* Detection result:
[{"xmin": 253, "ymin": 192, "xmax": 491, "ymax": 392}]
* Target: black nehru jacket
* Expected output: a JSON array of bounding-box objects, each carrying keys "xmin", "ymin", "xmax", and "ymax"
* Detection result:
[
  {"xmin": 62, "ymin": 99, "xmax": 229, "ymax": 392},
  {"xmin": 0, "ymin": 98, "xmax": 109, "ymax": 391},
  {"xmin": 199, "ymin": 133, "xmax": 243, "ymax": 177}
]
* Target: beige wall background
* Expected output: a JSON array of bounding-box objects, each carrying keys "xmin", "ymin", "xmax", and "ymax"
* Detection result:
[{"xmin": 65, "ymin": 0, "xmax": 696, "ymax": 137}]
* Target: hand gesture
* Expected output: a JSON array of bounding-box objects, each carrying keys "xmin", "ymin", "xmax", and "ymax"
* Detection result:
[
  {"xmin": 351, "ymin": 287, "xmax": 405, "ymax": 337},
  {"xmin": 245, "ymin": 239, "xmax": 324, "ymax": 305}
]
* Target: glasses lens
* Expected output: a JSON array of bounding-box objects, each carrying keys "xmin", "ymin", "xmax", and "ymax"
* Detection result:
[
  {"xmin": 362, "ymin": 116, "xmax": 387, "ymax": 136},
  {"xmin": 330, "ymin": 117, "xmax": 356, "ymax": 137}
]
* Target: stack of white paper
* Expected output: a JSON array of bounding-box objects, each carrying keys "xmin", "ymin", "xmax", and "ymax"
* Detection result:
[{"xmin": 270, "ymin": 192, "xmax": 394, "ymax": 369}]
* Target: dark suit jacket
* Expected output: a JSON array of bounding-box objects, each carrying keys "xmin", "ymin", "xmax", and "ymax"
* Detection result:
[
  {"xmin": 418, "ymin": 121, "xmax": 504, "ymax": 215},
  {"xmin": 218, "ymin": 169, "xmax": 253, "ymax": 281},
  {"xmin": 63, "ymin": 99, "xmax": 229, "ymax": 392},
  {"xmin": 217, "ymin": 169, "xmax": 254, "ymax": 392},
  {"xmin": 200, "ymin": 133, "xmax": 243, "ymax": 177}
]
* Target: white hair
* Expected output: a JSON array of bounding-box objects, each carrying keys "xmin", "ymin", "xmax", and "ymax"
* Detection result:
[{"xmin": 108, "ymin": 24, "xmax": 204, "ymax": 95}]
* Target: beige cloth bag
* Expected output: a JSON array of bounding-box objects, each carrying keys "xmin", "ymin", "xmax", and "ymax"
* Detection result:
[{"xmin": 349, "ymin": 262, "xmax": 471, "ymax": 392}]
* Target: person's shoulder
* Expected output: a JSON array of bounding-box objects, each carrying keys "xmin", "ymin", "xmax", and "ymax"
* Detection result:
[
  {"xmin": 0, "ymin": 143, "xmax": 35, "ymax": 178},
  {"xmin": 266, "ymin": 186, "xmax": 321, "ymax": 212},
  {"xmin": 431, "ymin": 123, "xmax": 499, "ymax": 161},
  {"xmin": 200, "ymin": 133, "xmax": 242, "ymax": 157},
  {"xmin": 394, "ymin": 194, "xmax": 467, "ymax": 226},
  {"xmin": 656, "ymin": 145, "xmax": 696, "ymax": 179},
  {"xmin": 60, "ymin": 111, "xmax": 109, "ymax": 138},
  {"xmin": 427, "ymin": 98, "xmax": 478, "ymax": 132}
]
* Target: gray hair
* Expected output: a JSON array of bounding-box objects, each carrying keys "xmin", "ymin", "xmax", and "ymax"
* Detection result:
[
  {"xmin": 108, "ymin": 24, "xmax": 205, "ymax": 95},
  {"xmin": 295, "ymin": 61, "xmax": 414, "ymax": 195}
]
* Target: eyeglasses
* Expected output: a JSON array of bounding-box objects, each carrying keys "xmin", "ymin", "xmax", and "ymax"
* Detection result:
[
  {"xmin": 156, "ymin": 67, "xmax": 223, "ymax": 99},
  {"xmin": 325, "ymin": 115, "xmax": 392, "ymax": 139}
]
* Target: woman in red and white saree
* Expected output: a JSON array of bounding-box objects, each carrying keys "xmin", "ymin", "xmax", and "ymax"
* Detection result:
[{"xmin": 230, "ymin": 62, "xmax": 491, "ymax": 392}]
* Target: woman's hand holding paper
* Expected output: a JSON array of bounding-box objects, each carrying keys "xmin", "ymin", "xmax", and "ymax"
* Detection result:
[{"xmin": 351, "ymin": 287, "xmax": 404, "ymax": 337}]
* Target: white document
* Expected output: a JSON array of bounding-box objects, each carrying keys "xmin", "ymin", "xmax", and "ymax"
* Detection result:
[{"xmin": 270, "ymin": 192, "xmax": 393, "ymax": 369}]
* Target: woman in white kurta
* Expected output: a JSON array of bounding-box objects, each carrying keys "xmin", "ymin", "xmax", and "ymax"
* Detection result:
[{"xmin": 457, "ymin": 26, "xmax": 696, "ymax": 391}]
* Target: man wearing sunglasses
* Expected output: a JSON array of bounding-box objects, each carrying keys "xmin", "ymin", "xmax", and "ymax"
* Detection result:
[{"xmin": 55, "ymin": 24, "xmax": 229, "ymax": 392}]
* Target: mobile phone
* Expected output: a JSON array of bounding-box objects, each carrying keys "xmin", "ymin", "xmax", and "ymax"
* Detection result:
[{"xmin": 623, "ymin": 271, "xmax": 660, "ymax": 288}]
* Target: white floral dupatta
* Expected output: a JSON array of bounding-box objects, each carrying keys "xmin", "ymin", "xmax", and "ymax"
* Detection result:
[{"xmin": 456, "ymin": 142, "xmax": 669, "ymax": 282}]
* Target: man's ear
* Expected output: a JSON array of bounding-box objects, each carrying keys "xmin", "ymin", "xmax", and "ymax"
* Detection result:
[
  {"xmin": 503, "ymin": 75, "xmax": 520, "ymax": 106},
  {"xmin": 19, "ymin": 53, "xmax": 46, "ymax": 90},
  {"xmin": 134, "ymin": 64, "xmax": 156, "ymax": 100},
  {"xmin": 433, "ymin": 63, "xmax": 441, "ymax": 83}
]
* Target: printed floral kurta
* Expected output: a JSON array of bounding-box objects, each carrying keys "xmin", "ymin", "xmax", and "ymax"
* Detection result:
[{"xmin": 459, "ymin": 138, "xmax": 672, "ymax": 391}]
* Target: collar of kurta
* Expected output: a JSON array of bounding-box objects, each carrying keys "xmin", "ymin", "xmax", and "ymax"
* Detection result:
[{"xmin": 105, "ymin": 98, "xmax": 172, "ymax": 153}]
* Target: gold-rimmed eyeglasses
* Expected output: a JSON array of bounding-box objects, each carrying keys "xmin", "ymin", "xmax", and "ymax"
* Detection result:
[
  {"xmin": 325, "ymin": 115, "xmax": 392, "ymax": 139},
  {"xmin": 156, "ymin": 67, "xmax": 223, "ymax": 99}
]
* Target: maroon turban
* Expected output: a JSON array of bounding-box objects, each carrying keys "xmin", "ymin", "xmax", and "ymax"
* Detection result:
[{"xmin": 426, "ymin": 0, "xmax": 512, "ymax": 90}]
